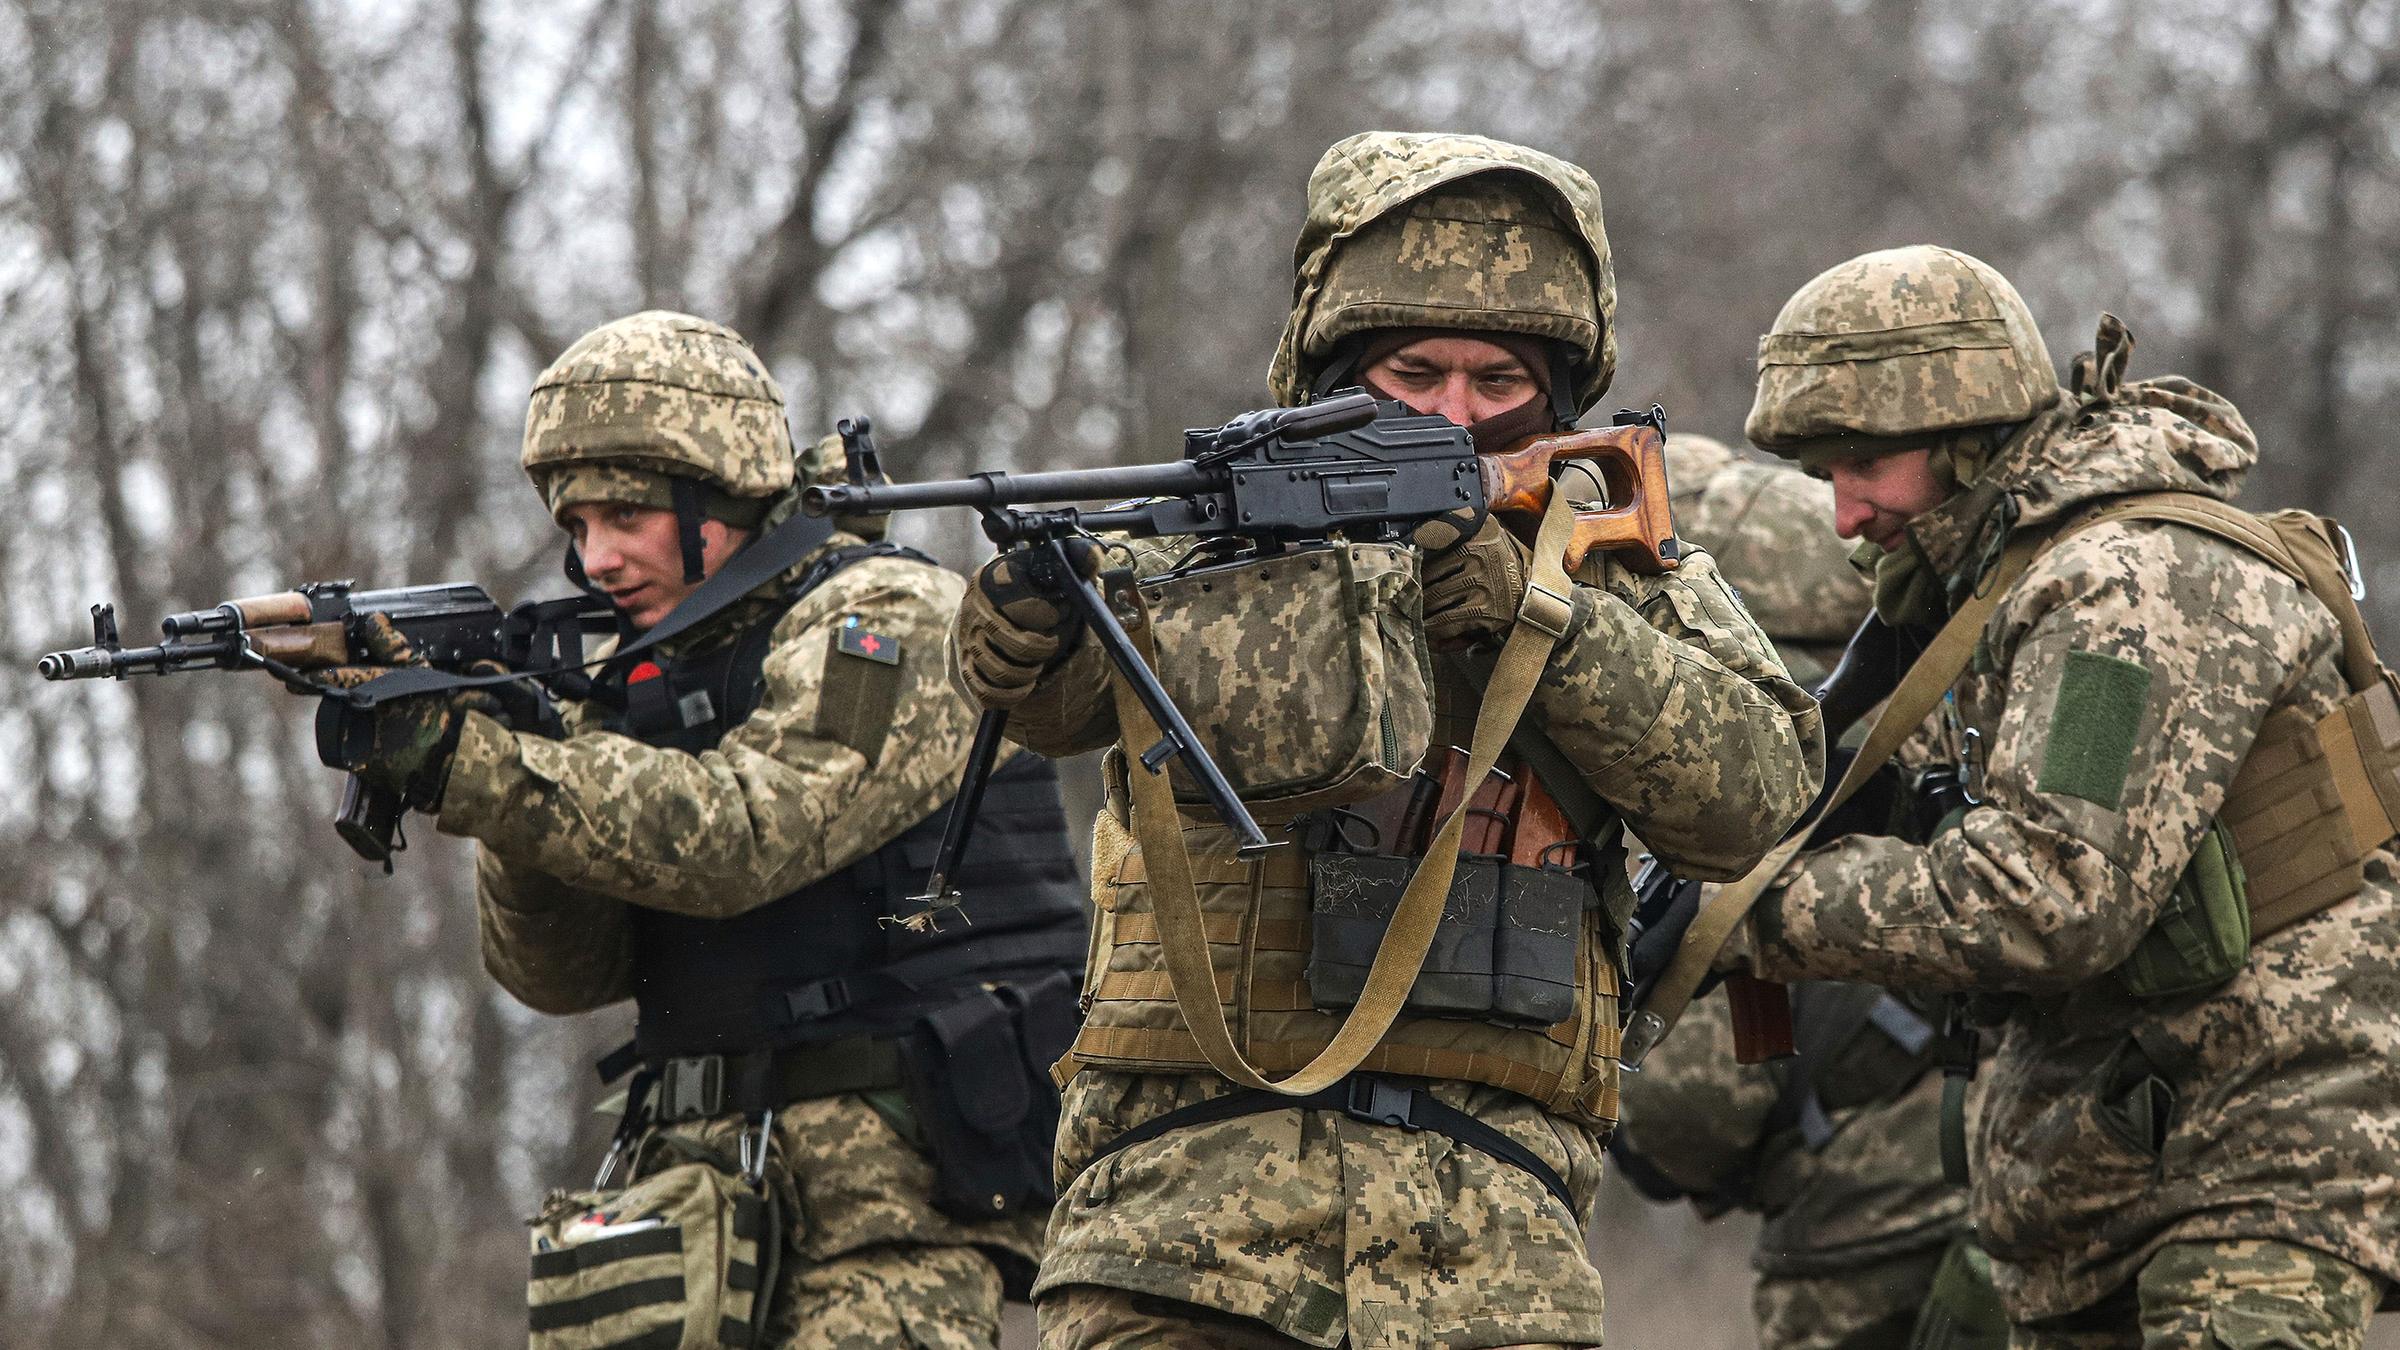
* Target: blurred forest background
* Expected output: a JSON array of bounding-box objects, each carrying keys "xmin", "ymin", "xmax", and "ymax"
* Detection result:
[{"xmin": 5, "ymin": 0, "xmax": 2400, "ymax": 1345}]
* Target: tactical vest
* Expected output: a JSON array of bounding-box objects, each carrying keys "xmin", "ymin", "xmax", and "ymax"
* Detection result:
[
  {"xmin": 602, "ymin": 545, "xmax": 1087, "ymax": 1061},
  {"xmin": 1061, "ymin": 684, "xmax": 1635, "ymax": 1129}
]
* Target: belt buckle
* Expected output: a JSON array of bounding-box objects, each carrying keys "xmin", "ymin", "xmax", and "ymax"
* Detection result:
[
  {"xmin": 1516, "ymin": 581, "xmax": 1574, "ymax": 639},
  {"xmin": 660, "ymin": 1054, "xmax": 725, "ymax": 1121},
  {"xmin": 1343, "ymin": 1076, "xmax": 1421, "ymax": 1131}
]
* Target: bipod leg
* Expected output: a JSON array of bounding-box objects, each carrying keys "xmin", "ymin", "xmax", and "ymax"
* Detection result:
[
  {"xmin": 1045, "ymin": 539, "xmax": 1274, "ymax": 858},
  {"xmin": 895, "ymin": 706, "xmax": 1012, "ymax": 931}
]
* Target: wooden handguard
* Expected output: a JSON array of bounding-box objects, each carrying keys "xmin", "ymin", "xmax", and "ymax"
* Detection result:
[
  {"xmin": 249, "ymin": 622, "xmax": 353, "ymax": 669},
  {"xmin": 1480, "ymin": 423, "xmax": 1680, "ymax": 575}
]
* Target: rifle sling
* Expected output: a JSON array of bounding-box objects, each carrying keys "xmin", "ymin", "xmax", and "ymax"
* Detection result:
[
  {"xmin": 1110, "ymin": 491, "xmax": 1579, "ymax": 1096},
  {"xmin": 1621, "ymin": 532, "xmax": 2043, "ymax": 1069},
  {"xmin": 339, "ymin": 509, "xmax": 837, "ymax": 708}
]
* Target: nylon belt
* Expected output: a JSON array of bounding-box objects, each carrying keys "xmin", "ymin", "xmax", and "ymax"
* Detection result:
[
  {"xmin": 1080, "ymin": 1072, "xmax": 1578, "ymax": 1216},
  {"xmin": 646, "ymin": 1037, "xmax": 908, "ymax": 1122}
]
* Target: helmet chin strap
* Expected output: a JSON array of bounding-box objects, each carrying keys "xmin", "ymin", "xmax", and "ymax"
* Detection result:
[
  {"xmin": 669, "ymin": 475, "xmax": 709, "ymax": 584},
  {"xmin": 1548, "ymin": 344, "xmax": 1581, "ymax": 429}
]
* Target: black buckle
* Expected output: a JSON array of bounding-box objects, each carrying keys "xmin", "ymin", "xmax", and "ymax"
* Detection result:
[
  {"xmin": 1343, "ymin": 1076, "xmax": 1423, "ymax": 1131},
  {"xmin": 784, "ymin": 976, "xmax": 852, "ymax": 1022},
  {"xmin": 658, "ymin": 1054, "xmax": 726, "ymax": 1121}
]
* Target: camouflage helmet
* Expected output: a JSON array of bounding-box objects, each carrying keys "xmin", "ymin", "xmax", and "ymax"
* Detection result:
[
  {"xmin": 1745, "ymin": 245, "xmax": 2058, "ymax": 462},
  {"xmin": 1269, "ymin": 132, "xmax": 1616, "ymax": 411},
  {"xmin": 522, "ymin": 310, "xmax": 796, "ymax": 518}
]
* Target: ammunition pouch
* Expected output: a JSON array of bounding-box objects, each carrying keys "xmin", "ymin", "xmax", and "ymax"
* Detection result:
[
  {"xmin": 1140, "ymin": 540, "xmax": 1433, "ymax": 815},
  {"xmin": 2117, "ymin": 818, "xmax": 2251, "ymax": 998},
  {"xmin": 529, "ymin": 1134, "xmax": 781, "ymax": 1350},
  {"xmin": 897, "ymin": 971, "xmax": 1081, "ymax": 1223},
  {"xmin": 1306, "ymin": 853, "xmax": 1586, "ymax": 1026}
]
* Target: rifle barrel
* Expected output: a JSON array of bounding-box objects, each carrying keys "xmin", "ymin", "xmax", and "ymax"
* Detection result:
[{"xmin": 804, "ymin": 460, "xmax": 1217, "ymax": 518}]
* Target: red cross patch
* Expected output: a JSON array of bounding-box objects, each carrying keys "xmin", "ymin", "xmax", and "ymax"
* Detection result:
[{"xmin": 837, "ymin": 626, "xmax": 901, "ymax": 665}]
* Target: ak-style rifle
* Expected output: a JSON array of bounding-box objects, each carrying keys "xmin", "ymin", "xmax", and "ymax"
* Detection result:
[
  {"xmin": 38, "ymin": 582, "xmax": 606, "ymax": 863},
  {"xmin": 801, "ymin": 389, "xmax": 1681, "ymax": 923}
]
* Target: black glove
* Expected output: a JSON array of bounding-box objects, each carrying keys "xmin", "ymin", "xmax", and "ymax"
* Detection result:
[
  {"xmin": 1626, "ymin": 869, "xmax": 1711, "ymax": 999},
  {"xmin": 313, "ymin": 614, "xmax": 507, "ymax": 808}
]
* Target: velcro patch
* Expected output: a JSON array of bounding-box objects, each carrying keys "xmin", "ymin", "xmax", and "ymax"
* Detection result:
[
  {"xmin": 818, "ymin": 626, "xmax": 904, "ymax": 762},
  {"xmin": 2038, "ymin": 650, "xmax": 2153, "ymax": 810},
  {"xmin": 837, "ymin": 624, "xmax": 901, "ymax": 665}
]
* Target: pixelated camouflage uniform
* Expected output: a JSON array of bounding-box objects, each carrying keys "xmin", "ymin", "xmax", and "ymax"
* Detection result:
[
  {"xmin": 1617, "ymin": 434, "xmax": 1967, "ymax": 1350},
  {"xmin": 440, "ymin": 312, "xmax": 1047, "ymax": 1348},
  {"xmin": 1733, "ymin": 252, "xmax": 2400, "ymax": 1344},
  {"xmin": 962, "ymin": 133, "xmax": 1824, "ymax": 1349}
]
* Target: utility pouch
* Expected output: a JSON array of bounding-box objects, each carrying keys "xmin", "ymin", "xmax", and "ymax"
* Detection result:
[
  {"xmin": 1494, "ymin": 864, "xmax": 1585, "ymax": 1024},
  {"xmin": 897, "ymin": 972, "xmax": 1077, "ymax": 1223},
  {"xmin": 1907, "ymin": 1234, "xmax": 2010, "ymax": 1350},
  {"xmin": 2118, "ymin": 818, "xmax": 2251, "ymax": 999},
  {"xmin": 1139, "ymin": 541, "xmax": 1433, "ymax": 815},
  {"xmin": 527, "ymin": 1138, "xmax": 779, "ymax": 1350},
  {"xmin": 1307, "ymin": 855, "xmax": 1582, "ymax": 1026}
]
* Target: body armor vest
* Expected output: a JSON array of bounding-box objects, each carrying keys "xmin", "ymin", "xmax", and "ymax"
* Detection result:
[
  {"xmin": 1064, "ymin": 682, "xmax": 1635, "ymax": 1128},
  {"xmin": 604, "ymin": 546, "xmax": 1087, "ymax": 1061}
]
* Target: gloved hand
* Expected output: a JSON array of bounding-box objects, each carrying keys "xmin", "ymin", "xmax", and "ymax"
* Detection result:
[
  {"xmin": 954, "ymin": 538, "xmax": 1100, "ymax": 708},
  {"xmin": 314, "ymin": 614, "xmax": 507, "ymax": 807},
  {"xmin": 1625, "ymin": 872, "xmax": 1708, "ymax": 996},
  {"xmin": 1418, "ymin": 513, "xmax": 1533, "ymax": 649}
]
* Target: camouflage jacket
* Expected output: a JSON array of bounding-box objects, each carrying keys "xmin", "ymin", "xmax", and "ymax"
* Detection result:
[
  {"xmin": 437, "ymin": 531, "xmax": 975, "ymax": 1014},
  {"xmin": 1742, "ymin": 374, "xmax": 2400, "ymax": 1318},
  {"xmin": 999, "ymin": 532, "xmax": 1821, "ymax": 881},
  {"xmin": 1621, "ymin": 435, "xmax": 1963, "ymax": 1277}
]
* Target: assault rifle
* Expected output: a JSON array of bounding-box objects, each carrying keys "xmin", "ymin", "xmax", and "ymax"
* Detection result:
[
  {"xmin": 38, "ymin": 582, "xmax": 607, "ymax": 863},
  {"xmin": 801, "ymin": 389, "xmax": 1680, "ymax": 923}
]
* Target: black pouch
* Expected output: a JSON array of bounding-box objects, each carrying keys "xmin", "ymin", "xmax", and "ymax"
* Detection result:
[
  {"xmin": 898, "ymin": 971, "xmax": 1077, "ymax": 1224},
  {"xmin": 1494, "ymin": 865, "xmax": 1584, "ymax": 1024},
  {"xmin": 1307, "ymin": 853, "xmax": 1500, "ymax": 1016},
  {"xmin": 1310, "ymin": 853, "xmax": 1580, "ymax": 1024}
]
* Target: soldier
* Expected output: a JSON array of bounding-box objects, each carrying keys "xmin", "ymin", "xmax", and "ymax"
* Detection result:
[
  {"xmin": 1614, "ymin": 434, "xmax": 1980, "ymax": 1350},
  {"xmin": 1707, "ymin": 246, "xmax": 2400, "ymax": 1347},
  {"xmin": 316, "ymin": 311, "xmax": 1088, "ymax": 1348},
  {"xmin": 954, "ymin": 133, "xmax": 1824, "ymax": 1348}
]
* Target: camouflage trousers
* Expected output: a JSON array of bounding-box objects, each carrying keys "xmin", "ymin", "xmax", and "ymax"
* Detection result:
[
  {"xmin": 1034, "ymin": 1070, "xmax": 1611, "ymax": 1349},
  {"xmin": 646, "ymin": 1093, "xmax": 1045, "ymax": 1349},
  {"xmin": 1753, "ymin": 1244, "xmax": 1950, "ymax": 1350},
  {"xmin": 1038, "ymin": 1284, "xmax": 1594, "ymax": 1349},
  {"xmin": 2005, "ymin": 1241, "xmax": 2383, "ymax": 1350}
]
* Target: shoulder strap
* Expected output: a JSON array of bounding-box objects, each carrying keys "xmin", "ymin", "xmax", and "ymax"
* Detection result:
[
  {"xmin": 340, "ymin": 509, "xmax": 838, "ymax": 708},
  {"xmin": 1622, "ymin": 531, "xmax": 2044, "ymax": 1067},
  {"xmin": 2071, "ymin": 493, "xmax": 2380, "ymax": 695}
]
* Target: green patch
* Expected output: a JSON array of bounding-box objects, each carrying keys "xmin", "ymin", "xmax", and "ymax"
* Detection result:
[
  {"xmin": 815, "ymin": 628, "xmax": 904, "ymax": 762},
  {"xmin": 2037, "ymin": 650, "xmax": 2152, "ymax": 810}
]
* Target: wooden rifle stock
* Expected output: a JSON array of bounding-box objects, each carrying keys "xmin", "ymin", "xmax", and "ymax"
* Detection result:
[
  {"xmin": 1725, "ymin": 972, "xmax": 1796, "ymax": 1063},
  {"xmin": 1479, "ymin": 422, "xmax": 1680, "ymax": 575}
]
